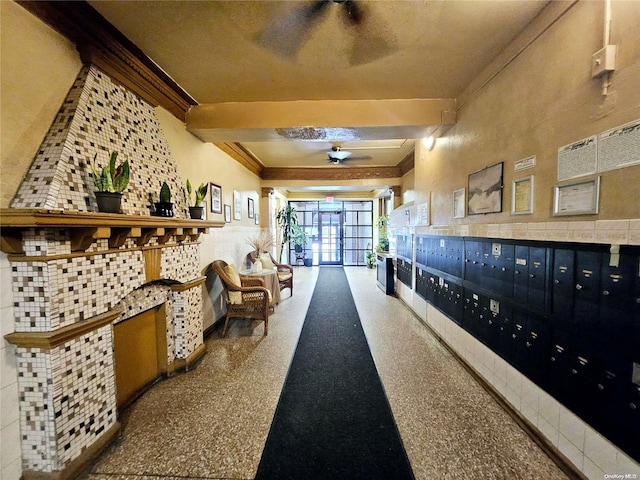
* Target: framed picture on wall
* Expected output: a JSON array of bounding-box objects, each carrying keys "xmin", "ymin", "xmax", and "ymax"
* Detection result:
[
  {"xmin": 210, "ymin": 183, "xmax": 222, "ymax": 214},
  {"xmin": 248, "ymin": 198, "xmax": 255, "ymax": 218},
  {"xmin": 453, "ymin": 188, "xmax": 466, "ymax": 218},
  {"xmin": 233, "ymin": 190, "xmax": 241, "ymax": 220},
  {"xmin": 553, "ymin": 176, "xmax": 600, "ymax": 216},
  {"xmin": 224, "ymin": 204, "xmax": 231, "ymax": 223},
  {"xmin": 512, "ymin": 175, "xmax": 534, "ymax": 215},
  {"xmin": 467, "ymin": 162, "xmax": 503, "ymax": 215}
]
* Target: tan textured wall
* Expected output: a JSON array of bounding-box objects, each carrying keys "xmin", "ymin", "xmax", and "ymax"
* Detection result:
[
  {"xmin": 416, "ymin": 1, "xmax": 640, "ymax": 226},
  {"xmin": 0, "ymin": 1, "xmax": 83, "ymax": 208}
]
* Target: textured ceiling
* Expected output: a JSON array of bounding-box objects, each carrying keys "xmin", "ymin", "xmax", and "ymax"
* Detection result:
[{"xmin": 88, "ymin": 0, "xmax": 550, "ymax": 171}]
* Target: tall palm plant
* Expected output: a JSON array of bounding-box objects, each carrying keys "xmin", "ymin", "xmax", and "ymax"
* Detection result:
[{"xmin": 276, "ymin": 205, "xmax": 298, "ymax": 263}]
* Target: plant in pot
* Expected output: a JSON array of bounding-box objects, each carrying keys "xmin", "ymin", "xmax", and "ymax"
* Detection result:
[
  {"xmin": 275, "ymin": 205, "xmax": 298, "ymax": 263},
  {"xmin": 375, "ymin": 214, "xmax": 390, "ymax": 253},
  {"xmin": 365, "ymin": 250, "xmax": 376, "ymax": 269},
  {"xmin": 291, "ymin": 224, "xmax": 313, "ymax": 266},
  {"xmin": 154, "ymin": 182, "xmax": 174, "ymax": 217},
  {"xmin": 91, "ymin": 150, "xmax": 130, "ymax": 213},
  {"xmin": 186, "ymin": 180, "xmax": 208, "ymax": 219}
]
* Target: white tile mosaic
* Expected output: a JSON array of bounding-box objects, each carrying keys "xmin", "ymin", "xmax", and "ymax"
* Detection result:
[
  {"xmin": 11, "ymin": 66, "xmax": 188, "ymax": 217},
  {"xmin": 172, "ymin": 286, "xmax": 203, "ymax": 360},
  {"xmin": 7, "ymin": 63, "xmax": 210, "ymax": 475}
]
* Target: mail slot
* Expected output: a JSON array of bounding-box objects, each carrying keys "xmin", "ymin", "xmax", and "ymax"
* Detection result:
[
  {"xmin": 574, "ymin": 250, "xmax": 602, "ymax": 345},
  {"xmin": 464, "ymin": 240, "xmax": 483, "ymax": 286},
  {"xmin": 599, "ymin": 253, "xmax": 636, "ymax": 351},
  {"xmin": 552, "ymin": 248, "xmax": 575, "ymax": 324}
]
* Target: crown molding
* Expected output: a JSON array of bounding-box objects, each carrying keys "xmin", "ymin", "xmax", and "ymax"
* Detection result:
[
  {"xmin": 214, "ymin": 143, "xmax": 264, "ymax": 177},
  {"xmin": 398, "ymin": 150, "xmax": 415, "ymax": 176},
  {"xmin": 17, "ymin": 0, "xmax": 196, "ymax": 121},
  {"xmin": 262, "ymin": 166, "xmax": 402, "ymax": 181}
]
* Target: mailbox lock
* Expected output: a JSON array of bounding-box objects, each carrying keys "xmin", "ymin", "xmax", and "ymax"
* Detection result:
[
  {"xmin": 571, "ymin": 369, "xmax": 578, "ymax": 374},
  {"xmin": 550, "ymin": 356, "xmax": 556, "ymax": 362},
  {"xmin": 501, "ymin": 267, "xmax": 506, "ymax": 272},
  {"xmin": 597, "ymin": 384, "xmax": 604, "ymax": 391},
  {"xmin": 515, "ymin": 270, "xmax": 520, "ymax": 275},
  {"xmin": 526, "ymin": 341, "xmax": 532, "ymax": 348},
  {"xmin": 631, "ymin": 403, "xmax": 637, "ymax": 410},
  {"xmin": 576, "ymin": 284, "xmax": 583, "ymax": 290},
  {"xmin": 554, "ymin": 279, "xmax": 560, "ymax": 284},
  {"xmin": 602, "ymin": 290, "xmax": 610, "ymax": 296},
  {"xmin": 636, "ymin": 298, "xmax": 640, "ymax": 304},
  {"xmin": 529, "ymin": 274, "xmax": 535, "ymax": 278}
]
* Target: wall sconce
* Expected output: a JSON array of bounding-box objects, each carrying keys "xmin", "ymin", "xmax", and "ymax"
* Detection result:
[{"xmin": 422, "ymin": 136, "xmax": 435, "ymax": 151}]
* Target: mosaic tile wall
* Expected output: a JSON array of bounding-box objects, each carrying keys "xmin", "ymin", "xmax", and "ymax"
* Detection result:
[
  {"xmin": 161, "ymin": 244, "xmax": 200, "ymax": 283},
  {"xmin": 10, "ymin": 65, "xmax": 188, "ymax": 217},
  {"xmin": 16, "ymin": 348, "xmax": 57, "ymax": 472},
  {"xmin": 12, "ymin": 249, "xmax": 145, "ymax": 331},
  {"xmin": 8, "ymin": 65, "xmax": 209, "ymax": 474},
  {"xmin": 16, "ymin": 324, "xmax": 117, "ymax": 471},
  {"xmin": 173, "ymin": 286, "xmax": 203, "ymax": 360}
]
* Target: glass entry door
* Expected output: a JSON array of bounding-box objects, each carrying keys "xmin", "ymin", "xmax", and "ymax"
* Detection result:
[{"xmin": 319, "ymin": 211, "xmax": 342, "ymax": 265}]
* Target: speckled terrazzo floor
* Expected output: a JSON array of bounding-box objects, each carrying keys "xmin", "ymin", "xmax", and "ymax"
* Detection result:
[{"xmin": 83, "ymin": 266, "xmax": 568, "ymax": 480}]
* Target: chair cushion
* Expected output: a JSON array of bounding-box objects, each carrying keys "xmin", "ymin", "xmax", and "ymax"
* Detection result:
[
  {"xmin": 223, "ymin": 264, "xmax": 243, "ymax": 304},
  {"xmin": 260, "ymin": 253, "xmax": 275, "ymax": 270},
  {"xmin": 278, "ymin": 272, "xmax": 293, "ymax": 281}
]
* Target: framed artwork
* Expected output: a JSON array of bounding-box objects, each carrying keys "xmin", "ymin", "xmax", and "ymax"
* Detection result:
[
  {"xmin": 453, "ymin": 188, "xmax": 466, "ymax": 219},
  {"xmin": 233, "ymin": 190, "xmax": 241, "ymax": 220},
  {"xmin": 553, "ymin": 176, "xmax": 600, "ymax": 216},
  {"xmin": 468, "ymin": 162, "xmax": 503, "ymax": 215},
  {"xmin": 248, "ymin": 198, "xmax": 255, "ymax": 218},
  {"xmin": 224, "ymin": 204, "xmax": 231, "ymax": 223},
  {"xmin": 512, "ymin": 176, "xmax": 534, "ymax": 215},
  {"xmin": 255, "ymin": 213, "xmax": 260, "ymax": 225},
  {"xmin": 210, "ymin": 183, "xmax": 222, "ymax": 214}
]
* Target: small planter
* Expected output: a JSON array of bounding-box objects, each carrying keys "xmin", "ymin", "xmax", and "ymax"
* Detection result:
[
  {"xmin": 304, "ymin": 258, "xmax": 313, "ymax": 267},
  {"xmin": 189, "ymin": 206, "xmax": 204, "ymax": 220},
  {"xmin": 154, "ymin": 202, "xmax": 174, "ymax": 217},
  {"xmin": 95, "ymin": 191, "xmax": 123, "ymax": 214}
]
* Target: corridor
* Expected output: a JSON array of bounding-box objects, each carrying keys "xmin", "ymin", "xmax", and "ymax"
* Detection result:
[{"xmin": 83, "ymin": 267, "xmax": 568, "ymax": 479}]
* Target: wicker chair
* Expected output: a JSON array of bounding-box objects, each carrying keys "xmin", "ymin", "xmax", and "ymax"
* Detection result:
[
  {"xmin": 247, "ymin": 251, "xmax": 294, "ymax": 296},
  {"xmin": 211, "ymin": 260, "xmax": 270, "ymax": 337}
]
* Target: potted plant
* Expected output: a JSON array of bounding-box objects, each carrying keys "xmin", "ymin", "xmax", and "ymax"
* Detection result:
[
  {"xmin": 291, "ymin": 224, "xmax": 308, "ymax": 253},
  {"xmin": 376, "ymin": 214, "xmax": 390, "ymax": 253},
  {"xmin": 365, "ymin": 250, "xmax": 376, "ymax": 268},
  {"xmin": 275, "ymin": 205, "xmax": 298, "ymax": 263},
  {"xmin": 186, "ymin": 180, "xmax": 208, "ymax": 219},
  {"xmin": 154, "ymin": 182, "xmax": 174, "ymax": 217},
  {"xmin": 91, "ymin": 150, "xmax": 130, "ymax": 213}
]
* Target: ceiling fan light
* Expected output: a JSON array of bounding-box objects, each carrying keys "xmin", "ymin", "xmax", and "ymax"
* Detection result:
[{"xmin": 423, "ymin": 136, "xmax": 436, "ymax": 151}]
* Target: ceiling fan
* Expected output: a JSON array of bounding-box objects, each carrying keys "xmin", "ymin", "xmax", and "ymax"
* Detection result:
[
  {"xmin": 257, "ymin": 0, "xmax": 396, "ymax": 65},
  {"xmin": 327, "ymin": 146, "xmax": 372, "ymax": 164}
]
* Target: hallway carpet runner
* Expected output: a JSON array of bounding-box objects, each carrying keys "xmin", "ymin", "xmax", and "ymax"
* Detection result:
[{"xmin": 255, "ymin": 267, "xmax": 415, "ymax": 480}]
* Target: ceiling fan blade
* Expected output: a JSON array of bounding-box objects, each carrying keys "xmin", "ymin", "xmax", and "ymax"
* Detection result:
[
  {"xmin": 343, "ymin": 0, "xmax": 365, "ymax": 24},
  {"xmin": 344, "ymin": 155, "xmax": 373, "ymax": 161},
  {"xmin": 256, "ymin": 1, "xmax": 330, "ymax": 58}
]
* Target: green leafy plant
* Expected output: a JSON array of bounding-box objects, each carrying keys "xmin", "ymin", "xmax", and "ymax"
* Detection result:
[
  {"xmin": 160, "ymin": 182, "xmax": 171, "ymax": 203},
  {"xmin": 276, "ymin": 205, "xmax": 299, "ymax": 262},
  {"xmin": 91, "ymin": 151, "xmax": 130, "ymax": 193},
  {"xmin": 376, "ymin": 214, "xmax": 389, "ymax": 252},
  {"xmin": 186, "ymin": 180, "xmax": 208, "ymax": 207},
  {"xmin": 365, "ymin": 250, "xmax": 376, "ymax": 268},
  {"xmin": 291, "ymin": 224, "xmax": 309, "ymax": 248}
]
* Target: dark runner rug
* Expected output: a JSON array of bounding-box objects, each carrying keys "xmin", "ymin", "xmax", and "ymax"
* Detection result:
[{"xmin": 254, "ymin": 267, "xmax": 415, "ymax": 480}]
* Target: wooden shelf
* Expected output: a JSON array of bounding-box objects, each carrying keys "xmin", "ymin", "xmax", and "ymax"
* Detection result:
[{"xmin": 0, "ymin": 209, "xmax": 224, "ymax": 254}]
